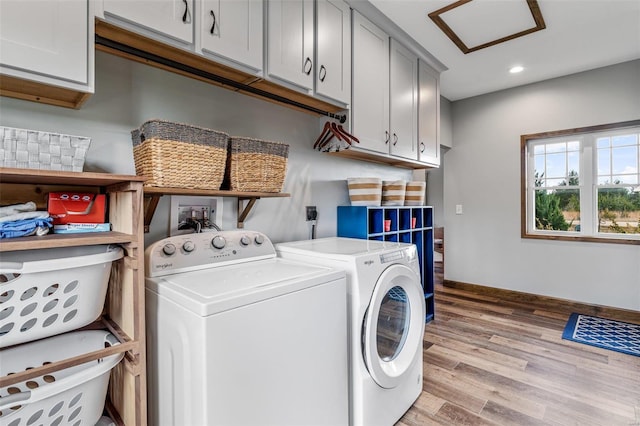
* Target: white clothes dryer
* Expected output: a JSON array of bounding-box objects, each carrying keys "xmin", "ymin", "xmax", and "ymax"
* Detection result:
[
  {"xmin": 145, "ymin": 231, "xmax": 349, "ymax": 426},
  {"xmin": 276, "ymin": 238, "xmax": 425, "ymax": 426}
]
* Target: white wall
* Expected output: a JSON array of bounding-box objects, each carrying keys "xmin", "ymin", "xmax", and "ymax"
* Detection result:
[
  {"xmin": 445, "ymin": 60, "xmax": 640, "ymax": 311},
  {"xmin": 0, "ymin": 51, "xmax": 412, "ymax": 245}
]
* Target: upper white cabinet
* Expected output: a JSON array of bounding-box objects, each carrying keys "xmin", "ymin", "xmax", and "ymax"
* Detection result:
[
  {"xmin": 418, "ymin": 60, "xmax": 440, "ymax": 166},
  {"xmin": 103, "ymin": 0, "xmax": 193, "ymax": 44},
  {"xmin": 389, "ymin": 39, "xmax": 418, "ymax": 160},
  {"xmin": 315, "ymin": 0, "xmax": 351, "ymax": 105},
  {"xmin": 199, "ymin": 0, "xmax": 263, "ymax": 73},
  {"xmin": 266, "ymin": 0, "xmax": 350, "ymax": 105},
  {"xmin": 352, "ymin": 12, "xmax": 418, "ymax": 161},
  {"xmin": 352, "ymin": 11, "xmax": 389, "ymax": 154},
  {"xmin": 266, "ymin": 0, "xmax": 314, "ymax": 91},
  {"xmin": 0, "ymin": 0, "xmax": 92, "ymax": 93}
]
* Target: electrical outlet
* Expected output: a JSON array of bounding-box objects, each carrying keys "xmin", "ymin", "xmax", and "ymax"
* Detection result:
[
  {"xmin": 306, "ymin": 206, "xmax": 317, "ymax": 221},
  {"xmin": 456, "ymin": 204, "xmax": 463, "ymax": 215}
]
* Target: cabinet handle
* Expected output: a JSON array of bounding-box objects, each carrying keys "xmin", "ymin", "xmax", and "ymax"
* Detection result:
[
  {"xmin": 209, "ymin": 10, "xmax": 216, "ymax": 34},
  {"xmin": 182, "ymin": 0, "xmax": 190, "ymax": 23},
  {"xmin": 385, "ymin": 131, "xmax": 390, "ymax": 144},
  {"xmin": 420, "ymin": 141, "xmax": 425, "ymax": 153},
  {"xmin": 304, "ymin": 57, "xmax": 312, "ymax": 75},
  {"xmin": 319, "ymin": 65, "xmax": 327, "ymax": 82},
  {"xmin": 393, "ymin": 133, "xmax": 398, "ymax": 146}
]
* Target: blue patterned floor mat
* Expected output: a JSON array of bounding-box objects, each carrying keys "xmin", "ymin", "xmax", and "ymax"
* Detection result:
[{"xmin": 562, "ymin": 313, "xmax": 640, "ymax": 357}]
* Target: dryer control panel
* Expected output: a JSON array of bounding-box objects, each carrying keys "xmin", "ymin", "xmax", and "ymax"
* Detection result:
[{"xmin": 145, "ymin": 230, "xmax": 276, "ymax": 277}]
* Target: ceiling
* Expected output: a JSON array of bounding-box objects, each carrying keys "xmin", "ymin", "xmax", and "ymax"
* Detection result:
[{"xmin": 367, "ymin": 0, "xmax": 640, "ymax": 101}]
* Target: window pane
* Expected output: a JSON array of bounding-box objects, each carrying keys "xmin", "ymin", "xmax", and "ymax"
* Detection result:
[
  {"xmin": 612, "ymin": 134, "xmax": 637, "ymax": 147},
  {"xmin": 612, "ymin": 174, "xmax": 639, "ymax": 185},
  {"xmin": 546, "ymin": 153, "xmax": 566, "ymax": 178},
  {"xmin": 534, "ymin": 155, "xmax": 545, "ymax": 182},
  {"xmin": 597, "ymin": 187, "xmax": 640, "ymax": 235},
  {"xmin": 533, "ymin": 145, "xmax": 545, "ymax": 155},
  {"xmin": 567, "ymin": 152, "xmax": 579, "ymax": 182},
  {"xmin": 535, "ymin": 188, "xmax": 580, "ymax": 232},
  {"xmin": 546, "ymin": 142, "xmax": 566, "ymax": 153},
  {"xmin": 567, "ymin": 140, "xmax": 580, "ymax": 151},
  {"xmin": 611, "ymin": 146, "xmax": 638, "ymax": 174},
  {"xmin": 546, "ymin": 178, "xmax": 565, "ymax": 187},
  {"xmin": 598, "ymin": 149, "xmax": 611, "ymax": 175},
  {"xmin": 597, "ymin": 137, "xmax": 610, "ymax": 149}
]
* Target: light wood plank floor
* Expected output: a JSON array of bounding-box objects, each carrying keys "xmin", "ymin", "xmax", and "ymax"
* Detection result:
[{"xmin": 398, "ymin": 264, "xmax": 640, "ymax": 426}]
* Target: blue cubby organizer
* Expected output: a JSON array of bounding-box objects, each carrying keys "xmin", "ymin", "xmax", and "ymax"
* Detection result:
[{"xmin": 337, "ymin": 205, "xmax": 435, "ymax": 322}]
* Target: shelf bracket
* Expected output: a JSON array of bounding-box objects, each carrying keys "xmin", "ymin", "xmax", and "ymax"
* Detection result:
[
  {"xmin": 237, "ymin": 197, "xmax": 259, "ymax": 228},
  {"xmin": 143, "ymin": 195, "xmax": 161, "ymax": 233}
]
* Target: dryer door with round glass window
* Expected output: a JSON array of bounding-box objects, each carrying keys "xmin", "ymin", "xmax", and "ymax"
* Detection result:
[{"xmin": 362, "ymin": 263, "xmax": 425, "ymax": 389}]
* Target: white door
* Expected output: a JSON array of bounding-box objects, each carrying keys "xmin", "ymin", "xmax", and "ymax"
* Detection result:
[
  {"xmin": 352, "ymin": 11, "xmax": 389, "ymax": 154},
  {"xmin": 266, "ymin": 0, "xmax": 314, "ymax": 91},
  {"xmin": 418, "ymin": 60, "xmax": 440, "ymax": 166},
  {"xmin": 200, "ymin": 0, "xmax": 263, "ymax": 72},
  {"xmin": 0, "ymin": 0, "xmax": 88, "ymax": 84},
  {"xmin": 390, "ymin": 39, "xmax": 418, "ymax": 160},
  {"xmin": 315, "ymin": 0, "xmax": 350, "ymax": 104},
  {"xmin": 362, "ymin": 264, "xmax": 425, "ymax": 389},
  {"xmin": 103, "ymin": 0, "xmax": 193, "ymax": 44}
]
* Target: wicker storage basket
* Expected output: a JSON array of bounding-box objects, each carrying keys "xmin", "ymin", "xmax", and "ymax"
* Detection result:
[
  {"xmin": 227, "ymin": 137, "xmax": 289, "ymax": 192},
  {"xmin": 382, "ymin": 180, "xmax": 406, "ymax": 206},
  {"xmin": 0, "ymin": 126, "xmax": 91, "ymax": 172},
  {"xmin": 132, "ymin": 120, "xmax": 229, "ymax": 190},
  {"xmin": 347, "ymin": 178, "xmax": 382, "ymax": 206},
  {"xmin": 404, "ymin": 181, "xmax": 426, "ymax": 206}
]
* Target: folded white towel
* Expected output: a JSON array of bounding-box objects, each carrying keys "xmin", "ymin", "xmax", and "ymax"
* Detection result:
[
  {"xmin": 0, "ymin": 210, "xmax": 50, "ymax": 223},
  {"xmin": 0, "ymin": 201, "xmax": 37, "ymax": 217}
]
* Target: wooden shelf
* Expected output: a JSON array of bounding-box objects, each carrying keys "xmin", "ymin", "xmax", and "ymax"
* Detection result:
[
  {"xmin": 0, "ymin": 167, "xmax": 145, "ymax": 186},
  {"xmin": 0, "ymin": 167, "xmax": 146, "ymax": 426},
  {"xmin": 0, "ymin": 231, "xmax": 136, "ymax": 252},
  {"xmin": 142, "ymin": 186, "xmax": 290, "ymax": 231}
]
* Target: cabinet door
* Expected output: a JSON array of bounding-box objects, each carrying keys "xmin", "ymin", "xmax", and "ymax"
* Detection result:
[
  {"xmin": 352, "ymin": 11, "xmax": 389, "ymax": 155},
  {"xmin": 267, "ymin": 0, "xmax": 314, "ymax": 91},
  {"xmin": 200, "ymin": 0, "xmax": 263, "ymax": 72},
  {"xmin": 418, "ymin": 61, "xmax": 440, "ymax": 166},
  {"xmin": 389, "ymin": 40, "xmax": 417, "ymax": 160},
  {"xmin": 315, "ymin": 0, "xmax": 350, "ymax": 104},
  {"xmin": 0, "ymin": 0, "xmax": 88, "ymax": 84},
  {"xmin": 103, "ymin": 0, "xmax": 193, "ymax": 44}
]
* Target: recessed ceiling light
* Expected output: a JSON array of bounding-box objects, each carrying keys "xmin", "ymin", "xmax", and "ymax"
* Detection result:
[{"xmin": 510, "ymin": 65, "xmax": 525, "ymax": 73}]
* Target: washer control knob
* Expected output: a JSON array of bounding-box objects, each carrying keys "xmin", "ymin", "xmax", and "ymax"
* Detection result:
[
  {"xmin": 182, "ymin": 240, "xmax": 195, "ymax": 252},
  {"xmin": 240, "ymin": 235, "xmax": 251, "ymax": 246},
  {"xmin": 254, "ymin": 234, "xmax": 265, "ymax": 245},
  {"xmin": 162, "ymin": 243, "xmax": 176, "ymax": 256},
  {"xmin": 211, "ymin": 235, "xmax": 226, "ymax": 249}
]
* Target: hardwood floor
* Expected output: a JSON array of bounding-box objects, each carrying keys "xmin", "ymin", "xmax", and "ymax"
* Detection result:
[{"xmin": 398, "ymin": 263, "xmax": 640, "ymax": 426}]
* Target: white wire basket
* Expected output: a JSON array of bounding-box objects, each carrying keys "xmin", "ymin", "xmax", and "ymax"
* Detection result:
[
  {"xmin": 0, "ymin": 245, "xmax": 123, "ymax": 348},
  {"xmin": 0, "ymin": 330, "xmax": 123, "ymax": 426}
]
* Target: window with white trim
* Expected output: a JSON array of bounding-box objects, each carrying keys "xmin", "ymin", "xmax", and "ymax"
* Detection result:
[{"xmin": 521, "ymin": 120, "xmax": 640, "ymax": 244}]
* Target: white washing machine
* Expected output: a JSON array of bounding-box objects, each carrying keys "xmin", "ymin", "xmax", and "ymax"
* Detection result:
[
  {"xmin": 145, "ymin": 230, "xmax": 349, "ymax": 426},
  {"xmin": 276, "ymin": 238, "xmax": 425, "ymax": 426}
]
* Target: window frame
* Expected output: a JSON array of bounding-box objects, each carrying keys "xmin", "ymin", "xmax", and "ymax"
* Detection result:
[{"xmin": 521, "ymin": 119, "xmax": 640, "ymax": 245}]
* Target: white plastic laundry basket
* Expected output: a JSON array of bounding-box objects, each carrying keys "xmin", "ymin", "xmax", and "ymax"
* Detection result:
[
  {"xmin": 0, "ymin": 245, "xmax": 123, "ymax": 348},
  {"xmin": 0, "ymin": 330, "xmax": 124, "ymax": 426}
]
